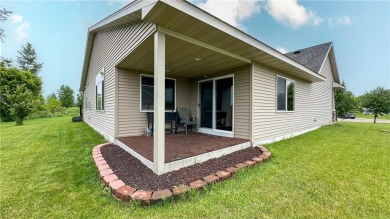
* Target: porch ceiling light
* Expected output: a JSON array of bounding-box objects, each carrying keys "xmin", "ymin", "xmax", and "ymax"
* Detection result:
[{"xmin": 194, "ymin": 58, "xmax": 202, "ymax": 61}]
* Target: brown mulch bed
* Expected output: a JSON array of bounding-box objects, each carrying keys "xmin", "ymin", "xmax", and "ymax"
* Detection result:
[{"xmin": 101, "ymin": 144, "xmax": 262, "ymax": 191}]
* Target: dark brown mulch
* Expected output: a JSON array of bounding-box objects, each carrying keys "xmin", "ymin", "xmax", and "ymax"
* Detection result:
[{"xmin": 101, "ymin": 144, "xmax": 261, "ymax": 191}]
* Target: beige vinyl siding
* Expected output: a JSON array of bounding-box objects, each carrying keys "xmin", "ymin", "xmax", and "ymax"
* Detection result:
[
  {"xmin": 189, "ymin": 79, "xmax": 198, "ymax": 118},
  {"xmin": 117, "ymin": 69, "xmax": 143, "ymax": 137},
  {"xmin": 117, "ymin": 70, "xmax": 191, "ymax": 137},
  {"xmin": 175, "ymin": 78, "xmax": 191, "ymax": 110},
  {"xmin": 233, "ymin": 66, "xmax": 251, "ymax": 139},
  {"xmin": 252, "ymin": 56, "xmax": 334, "ymax": 144},
  {"xmin": 188, "ymin": 65, "xmax": 251, "ymax": 139},
  {"xmin": 83, "ymin": 21, "xmax": 156, "ymax": 141}
]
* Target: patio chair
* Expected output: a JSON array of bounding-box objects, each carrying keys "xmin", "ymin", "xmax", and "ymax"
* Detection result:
[{"xmin": 178, "ymin": 108, "xmax": 197, "ymax": 135}]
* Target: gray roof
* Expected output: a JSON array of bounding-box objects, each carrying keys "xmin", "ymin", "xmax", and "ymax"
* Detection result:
[{"xmin": 285, "ymin": 42, "xmax": 332, "ymax": 73}]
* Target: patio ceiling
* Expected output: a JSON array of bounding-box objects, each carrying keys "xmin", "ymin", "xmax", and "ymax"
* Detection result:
[
  {"xmin": 141, "ymin": 0, "xmax": 325, "ymax": 82},
  {"xmin": 116, "ymin": 34, "xmax": 249, "ymax": 79}
]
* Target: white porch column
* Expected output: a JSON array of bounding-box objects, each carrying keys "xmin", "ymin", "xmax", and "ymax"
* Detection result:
[{"xmin": 153, "ymin": 31, "xmax": 165, "ymax": 175}]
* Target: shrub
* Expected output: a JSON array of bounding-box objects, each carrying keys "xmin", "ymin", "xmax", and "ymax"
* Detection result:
[
  {"xmin": 25, "ymin": 106, "xmax": 80, "ymax": 120},
  {"xmin": 0, "ymin": 66, "xmax": 42, "ymax": 124}
]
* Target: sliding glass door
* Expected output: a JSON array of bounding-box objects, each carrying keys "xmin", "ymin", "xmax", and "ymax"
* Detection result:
[
  {"xmin": 215, "ymin": 77, "xmax": 233, "ymax": 131},
  {"xmin": 199, "ymin": 76, "xmax": 234, "ymax": 136},
  {"xmin": 200, "ymin": 81, "xmax": 213, "ymax": 128}
]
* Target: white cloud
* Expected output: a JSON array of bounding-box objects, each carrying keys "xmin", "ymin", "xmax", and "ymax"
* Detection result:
[
  {"xmin": 192, "ymin": 0, "xmax": 261, "ymax": 30},
  {"xmin": 106, "ymin": 0, "xmax": 130, "ymax": 7},
  {"xmin": 15, "ymin": 21, "xmax": 30, "ymax": 40},
  {"xmin": 265, "ymin": 0, "xmax": 322, "ymax": 29},
  {"xmin": 328, "ymin": 16, "xmax": 351, "ymax": 27},
  {"xmin": 276, "ymin": 46, "xmax": 287, "ymax": 54},
  {"xmin": 10, "ymin": 14, "xmax": 24, "ymax": 23},
  {"xmin": 8, "ymin": 13, "xmax": 31, "ymax": 40}
]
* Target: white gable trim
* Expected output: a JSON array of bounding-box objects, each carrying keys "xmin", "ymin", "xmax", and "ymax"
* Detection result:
[
  {"xmin": 318, "ymin": 43, "xmax": 333, "ymax": 74},
  {"xmin": 89, "ymin": 0, "xmax": 156, "ymax": 32}
]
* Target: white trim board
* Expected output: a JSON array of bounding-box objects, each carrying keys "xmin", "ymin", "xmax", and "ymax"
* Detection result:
[
  {"xmin": 253, "ymin": 126, "xmax": 321, "ymax": 146},
  {"xmin": 115, "ymin": 139, "xmax": 154, "ymax": 169},
  {"xmin": 164, "ymin": 141, "xmax": 252, "ymax": 173},
  {"xmin": 198, "ymin": 128, "xmax": 233, "ymax": 138},
  {"xmin": 115, "ymin": 137, "xmax": 251, "ymax": 174}
]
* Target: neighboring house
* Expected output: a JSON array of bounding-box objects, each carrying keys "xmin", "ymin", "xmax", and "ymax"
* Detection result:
[{"xmin": 80, "ymin": 0, "xmax": 342, "ymax": 174}]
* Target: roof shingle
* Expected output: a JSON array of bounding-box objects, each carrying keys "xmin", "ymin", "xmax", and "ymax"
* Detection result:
[{"xmin": 285, "ymin": 42, "xmax": 332, "ymax": 73}]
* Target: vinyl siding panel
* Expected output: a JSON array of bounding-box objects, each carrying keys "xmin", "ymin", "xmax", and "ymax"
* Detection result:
[
  {"xmin": 117, "ymin": 70, "xmax": 191, "ymax": 137},
  {"xmin": 189, "ymin": 79, "xmax": 198, "ymax": 117},
  {"xmin": 233, "ymin": 66, "xmax": 251, "ymax": 139},
  {"xmin": 188, "ymin": 65, "xmax": 251, "ymax": 139},
  {"xmin": 252, "ymin": 56, "xmax": 334, "ymax": 143},
  {"xmin": 83, "ymin": 21, "xmax": 156, "ymax": 141}
]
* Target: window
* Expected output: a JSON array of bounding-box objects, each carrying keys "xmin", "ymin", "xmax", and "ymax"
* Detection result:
[
  {"xmin": 141, "ymin": 75, "xmax": 175, "ymax": 111},
  {"xmin": 95, "ymin": 68, "xmax": 104, "ymax": 111},
  {"xmin": 277, "ymin": 76, "xmax": 295, "ymax": 111}
]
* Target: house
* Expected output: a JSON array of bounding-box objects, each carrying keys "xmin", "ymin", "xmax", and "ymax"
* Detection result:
[{"xmin": 80, "ymin": 0, "xmax": 342, "ymax": 175}]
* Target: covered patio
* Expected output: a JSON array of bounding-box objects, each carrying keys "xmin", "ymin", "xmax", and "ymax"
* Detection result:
[
  {"xmin": 117, "ymin": 132, "xmax": 250, "ymax": 163},
  {"xmin": 115, "ymin": 28, "xmax": 252, "ymax": 175},
  {"xmin": 115, "ymin": 132, "xmax": 251, "ymax": 173}
]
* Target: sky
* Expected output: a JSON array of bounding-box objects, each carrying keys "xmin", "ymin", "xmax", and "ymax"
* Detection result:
[{"xmin": 1, "ymin": 0, "xmax": 389, "ymax": 97}]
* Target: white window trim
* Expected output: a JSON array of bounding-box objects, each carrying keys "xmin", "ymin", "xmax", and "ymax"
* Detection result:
[
  {"xmin": 95, "ymin": 67, "xmax": 105, "ymax": 112},
  {"xmin": 276, "ymin": 75, "xmax": 295, "ymax": 113},
  {"xmin": 139, "ymin": 74, "xmax": 177, "ymax": 112},
  {"xmin": 197, "ymin": 74, "xmax": 234, "ymax": 137}
]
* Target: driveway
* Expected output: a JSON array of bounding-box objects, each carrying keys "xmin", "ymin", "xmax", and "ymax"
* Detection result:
[{"xmin": 337, "ymin": 118, "xmax": 390, "ymax": 124}]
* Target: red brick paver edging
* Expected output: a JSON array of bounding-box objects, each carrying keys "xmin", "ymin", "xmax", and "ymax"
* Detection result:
[{"xmin": 92, "ymin": 143, "xmax": 272, "ymax": 205}]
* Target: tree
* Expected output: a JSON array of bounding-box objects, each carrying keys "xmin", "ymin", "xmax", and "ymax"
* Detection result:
[
  {"xmin": 0, "ymin": 8, "xmax": 12, "ymax": 42},
  {"xmin": 47, "ymin": 92, "xmax": 57, "ymax": 100},
  {"xmin": 76, "ymin": 92, "xmax": 84, "ymax": 107},
  {"xmin": 360, "ymin": 87, "xmax": 390, "ymax": 123},
  {"xmin": 45, "ymin": 93, "xmax": 62, "ymax": 114},
  {"xmin": 0, "ymin": 65, "xmax": 42, "ymax": 124},
  {"xmin": 334, "ymin": 81, "xmax": 356, "ymax": 118},
  {"xmin": 57, "ymin": 85, "xmax": 75, "ymax": 108},
  {"xmin": 7, "ymin": 85, "xmax": 40, "ymax": 125},
  {"xmin": 17, "ymin": 42, "xmax": 43, "ymax": 75},
  {"xmin": 0, "ymin": 57, "xmax": 14, "ymax": 68}
]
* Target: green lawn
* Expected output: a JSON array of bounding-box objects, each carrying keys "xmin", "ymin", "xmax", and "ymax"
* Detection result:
[
  {"xmin": 355, "ymin": 112, "xmax": 390, "ymax": 120},
  {"xmin": 1, "ymin": 117, "xmax": 389, "ymax": 218}
]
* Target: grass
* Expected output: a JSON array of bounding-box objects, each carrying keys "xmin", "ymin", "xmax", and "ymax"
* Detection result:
[
  {"xmin": 355, "ymin": 112, "xmax": 390, "ymax": 120},
  {"xmin": 1, "ymin": 117, "xmax": 389, "ymax": 218}
]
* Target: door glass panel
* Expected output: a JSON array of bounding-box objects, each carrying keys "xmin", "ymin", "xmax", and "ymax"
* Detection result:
[
  {"xmin": 200, "ymin": 81, "xmax": 213, "ymax": 128},
  {"xmin": 216, "ymin": 77, "xmax": 233, "ymax": 131}
]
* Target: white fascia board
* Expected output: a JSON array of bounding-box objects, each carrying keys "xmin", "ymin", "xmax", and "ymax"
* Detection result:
[
  {"xmin": 157, "ymin": 26, "xmax": 251, "ymax": 63},
  {"xmin": 318, "ymin": 42, "xmax": 333, "ymax": 75},
  {"xmin": 317, "ymin": 43, "xmax": 340, "ymax": 84},
  {"xmin": 333, "ymin": 82, "xmax": 344, "ymax": 89},
  {"xmin": 80, "ymin": 0, "xmax": 157, "ymax": 91},
  {"xmin": 79, "ymin": 33, "xmax": 94, "ymax": 91},
  {"xmin": 141, "ymin": 2, "xmax": 156, "ymax": 19},
  {"xmin": 161, "ymin": 0, "xmax": 325, "ymax": 82},
  {"xmin": 329, "ymin": 47, "xmax": 341, "ymax": 83},
  {"xmin": 89, "ymin": 0, "xmax": 157, "ymax": 32}
]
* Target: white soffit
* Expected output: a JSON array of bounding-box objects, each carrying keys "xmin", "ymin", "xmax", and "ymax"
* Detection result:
[{"xmin": 143, "ymin": 0, "xmax": 325, "ymax": 82}]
